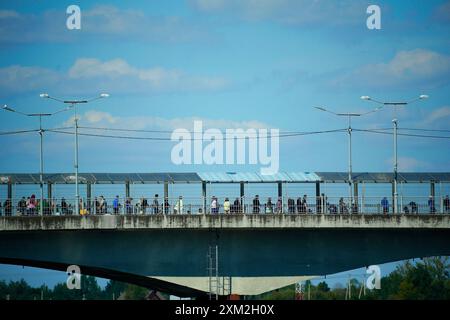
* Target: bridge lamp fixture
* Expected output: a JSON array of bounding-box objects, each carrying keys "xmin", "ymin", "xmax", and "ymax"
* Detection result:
[
  {"xmin": 40, "ymin": 92, "xmax": 109, "ymax": 215},
  {"xmin": 360, "ymin": 94, "xmax": 429, "ymax": 214},
  {"xmin": 1, "ymin": 101, "xmax": 76, "ymax": 215},
  {"xmin": 313, "ymin": 105, "xmax": 381, "ymax": 209}
]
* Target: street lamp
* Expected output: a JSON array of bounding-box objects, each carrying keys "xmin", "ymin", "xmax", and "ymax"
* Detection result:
[
  {"xmin": 1, "ymin": 104, "xmax": 73, "ymax": 215},
  {"xmin": 40, "ymin": 93, "xmax": 109, "ymax": 215},
  {"xmin": 314, "ymin": 106, "xmax": 382, "ymax": 209},
  {"xmin": 361, "ymin": 94, "xmax": 429, "ymax": 214}
]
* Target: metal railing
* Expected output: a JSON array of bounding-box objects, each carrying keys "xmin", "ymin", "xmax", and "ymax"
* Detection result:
[{"xmin": 0, "ymin": 196, "xmax": 449, "ymax": 216}]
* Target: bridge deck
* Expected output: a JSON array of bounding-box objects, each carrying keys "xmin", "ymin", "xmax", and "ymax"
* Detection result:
[{"xmin": 1, "ymin": 214, "xmax": 449, "ymax": 231}]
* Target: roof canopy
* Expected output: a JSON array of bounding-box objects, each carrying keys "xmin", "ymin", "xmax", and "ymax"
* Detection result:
[{"xmin": 0, "ymin": 172, "xmax": 449, "ymax": 184}]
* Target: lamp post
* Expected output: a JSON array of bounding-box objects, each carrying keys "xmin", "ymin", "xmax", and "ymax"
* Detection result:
[
  {"xmin": 361, "ymin": 94, "xmax": 429, "ymax": 214},
  {"xmin": 314, "ymin": 106, "xmax": 381, "ymax": 208},
  {"xmin": 40, "ymin": 93, "xmax": 109, "ymax": 215},
  {"xmin": 1, "ymin": 104, "xmax": 72, "ymax": 215}
]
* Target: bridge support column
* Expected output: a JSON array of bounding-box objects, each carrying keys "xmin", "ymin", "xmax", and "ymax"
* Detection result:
[
  {"xmin": 431, "ymin": 181, "xmax": 435, "ymax": 213},
  {"xmin": 391, "ymin": 182, "xmax": 395, "ymax": 214},
  {"xmin": 316, "ymin": 182, "xmax": 320, "ymax": 214},
  {"xmin": 240, "ymin": 182, "xmax": 245, "ymax": 213},
  {"xmin": 202, "ymin": 182, "xmax": 206, "ymax": 214},
  {"xmin": 164, "ymin": 182, "xmax": 169, "ymax": 199},
  {"xmin": 7, "ymin": 181, "xmax": 12, "ymax": 201},
  {"xmin": 125, "ymin": 181, "xmax": 130, "ymax": 198},
  {"xmin": 86, "ymin": 183, "xmax": 91, "ymax": 214},
  {"xmin": 47, "ymin": 183, "xmax": 52, "ymax": 201},
  {"xmin": 353, "ymin": 182, "xmax": 358, "ymax": 213},
  {"xmin": 278, "ymin": 182, "xmax": 282, "ymax": 198}
]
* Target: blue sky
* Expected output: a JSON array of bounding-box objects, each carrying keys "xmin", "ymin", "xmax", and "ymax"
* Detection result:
[
  {"xmin": 0, "ymin": 0, "xmax": 449, "ymax": 174},
  {"xmin": 0, "ymin": 0, "xmax": 449, "ymax": 292}
]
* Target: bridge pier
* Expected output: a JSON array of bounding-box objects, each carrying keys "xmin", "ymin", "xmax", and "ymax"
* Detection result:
[
  {"xmin": 125, "ymin": 181, "xmax": 130, "ymax": 199},
  {"xmin": 86, "ymin": 183, "xmax": 91, "ymax": 214},
  {"xmin": 240, "ymin": 182, "xmax": 245, "ymax": 213},
  {"xmin": 391, "ymin": 182, "xmax": 395, "ymax": 213},
  {"xmin": 7, "ymin": 181, "xmax": 12, "ymax": 202},
  {"xmin": 47, "ymin": 182, "xmax": 52, "ymax": 201},
  {"xmin": 202, "ymin": 182, "xmax": 207, "ymax": 214},
  {"xmin": 315, "ymin": 182, "xmax": 321, "ymax": 213},
  {"xmin": 277, "ymin": 182, "xmax": 282, "ymax": 199}
]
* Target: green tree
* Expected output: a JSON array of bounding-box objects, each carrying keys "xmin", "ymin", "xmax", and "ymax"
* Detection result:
[
  {"xmin": 317, "ymin": 281, "xmax": 330, "ymax": 292},
  {"xmin": 366, "ymin": 257, "xmax": 450, "ymax": 300},
  {"xmin": 121, "ymin": 284, "xmax": 149, "ymax": 300}
]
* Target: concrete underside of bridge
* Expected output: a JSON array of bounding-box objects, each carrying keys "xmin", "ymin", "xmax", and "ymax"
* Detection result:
[{"xmin": 0, "ymin": 215, "xmax": 449, "ymax": 297}]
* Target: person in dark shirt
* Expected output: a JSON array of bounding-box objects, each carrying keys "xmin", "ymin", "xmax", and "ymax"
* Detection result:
[
  {"xmin": 288, "ymin": 198, "xmax": 295, "ymax": 214},
  {"xmin": 444, "ymin": 195, "xmax": 450, "ymax": 214},
  {"xmin": 253, "ymin": 195, "xmax": 260, "ymax": 214},
  {"xmin": 381, "ymin": 197, "xmax": 389, "ymax": 214},
  {"xmin": 234, "ymin": 198, "xmax": 241, "ymax": 214},
  {"xmin": 153, "ymin": 194, "xmax": 159, "ymax": 214},
  {"xmin": 61, "ymin": 198, "xmax": 68, "ymax": 215},
  {"xmin": 297, "ymin": 197, "xmax": 302, "ymax": 214},
  {"xmin": 428, "ymin": 196, "xmax": 436, "ymax": 214},
  {"xmin": 18, "ymin": 197, "xmax": 26, "ymax": 215}
]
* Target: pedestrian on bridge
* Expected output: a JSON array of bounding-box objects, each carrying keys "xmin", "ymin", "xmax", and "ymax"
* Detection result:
[
  {"xmin": 444, "ymin": 195, "xmax": 450, "ymax": 214},
  {"xmin": 175, "ymin": 196, "xmax": 183, "ymax": 214},
  {"xmin": 276, "ymin": 197, "xmax": 282, "ymax": 214},
  {"xmin": 265, "ymin": 198, "xmax": 273, "ymax": 214},
  {"xmin": 253, "ymin": 195, "xmax": 260, "ymax": 214},
  {"xmin": 381, "ymin": 197, "xmax": 389, "ymax": 214},
  {"xmin": 140, "ymin": 197, "xmax": 148, "ymax": 214},
  {"xmin": 428, "ymin": 196, "xmax": 436, "ymax": 214},
  {"xmin": 233, "ymin": 197, "xmax": 241, "ymax": 214},
  {"xmin": 211, "ymin": 196, "xmax": 218, "ymax": 214},
  {"xmin": 302, "ymin": 195, "xmax": 308, "ymax": 213},
  {"xmin": 224, "ymin": 198, "xmax": 231, "ymax": 214},
  {"xmin": 297, "ymin": 197, "xmax": 303, "ymax": 214},
  {"xmin": 113, "ymin": 196, "xmax": 120, "ymax": 214},
  {"xmin": 153, "ymin": 194, "xmax": 159, "ymax": 214}
]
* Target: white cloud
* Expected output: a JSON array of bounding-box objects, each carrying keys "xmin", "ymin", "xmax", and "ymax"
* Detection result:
[
  {"xmin": 424, "ymin": 106, "xmax": 450, "ymax": 125},
  {"xmin": 333, "ymin": 49, "xmax": 450, "ymax": 89},
  {"xmin": 66, "ymin": 110, "xmax": 271, "ymax": 131},
  {"xmin": 0, "ymin": 10, "xmax": 19, "ymax": 19},
  {"xmin": 434, "ymin": 1, "xmax": 450, "ymax": 22},
  {"xmin": 386, "ymin": 156, "xmax": 426, "ymax": 171},
  {"xmin": 84, "ymin": 111, "xmax": 118, "ymax": 124},
  {"xmin": 0, "ymin": 65, "xmax": 60, "ymax": 93},
  {"xmin": 0, "ymin": 6, "xmax": 210, "ymax": 44},
  {"xmin": 190, "ymin": 0, "xmax": 365, "ymax": 25},
  {"xmin": 0, "ymin": 58, "xmax": 229, "ymax": 96}
]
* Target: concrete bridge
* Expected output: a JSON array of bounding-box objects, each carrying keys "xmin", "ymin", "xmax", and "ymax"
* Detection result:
[{"xmin": 1, "ymin": 214, "xmax": 450, "ymax": 296}]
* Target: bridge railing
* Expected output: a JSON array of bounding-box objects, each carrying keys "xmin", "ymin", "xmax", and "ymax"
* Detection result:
[{"xmin": 0, "ymin": 195, "xmax": 449, "ymax": 216}]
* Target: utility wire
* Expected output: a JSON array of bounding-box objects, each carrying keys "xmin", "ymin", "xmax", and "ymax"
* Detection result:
[
  {"xmin": 0, "ymin": 129, "xmax": 40, "ymax": 136},
  {"xmin": 399, "ymin": 128, "xmax": 450, "ymax": 133},
  {"xmin": 353, "ymin": 128, "xmax": 450, "ymax": 139},
  {"xmin": 77, "ymin": 125, "xmax": 346, "ymax": 135},
  {"xmin": 46, "ymin": 128, "xmax": 347, "ymax": 141}
]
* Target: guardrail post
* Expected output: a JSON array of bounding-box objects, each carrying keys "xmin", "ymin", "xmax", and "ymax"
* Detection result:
[
  {"xmin": 315, "ymin": 182, "xmax": 321, "ymax": 214},
  {"xmin": 240, "ymin": 182, "xmax": 245, "ymax": 214},
  {"xmin": 202, "ymin": 182, "xmax": 207, "ymax": 214},
  {"xmin": 400, "ymin": 195, "xmax": 403, "ymax": 214},
  {"xmin": 86, "ymin": 182, "xmax": 91, "ymax": 215},
  {"xmin": 7, "ymin": 181, "xmax": 12, "ymax": 216},
  {"xmin": 353, "ymin": 182, "xmax": 359, "ymax": 213}
]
